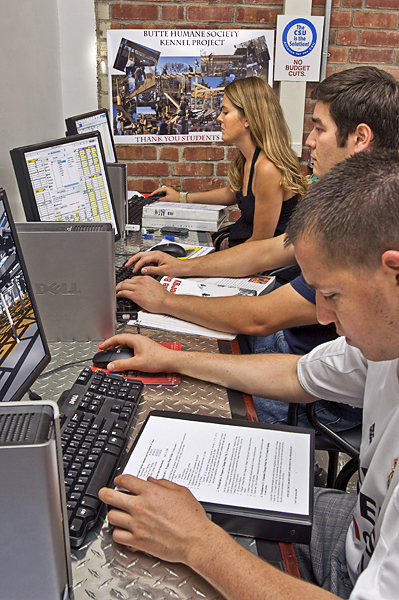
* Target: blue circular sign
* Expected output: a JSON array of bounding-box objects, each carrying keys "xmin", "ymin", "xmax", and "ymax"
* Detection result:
[{"xmin": 282, "ymin": 18, "xmax": 317, "ymax": 57}]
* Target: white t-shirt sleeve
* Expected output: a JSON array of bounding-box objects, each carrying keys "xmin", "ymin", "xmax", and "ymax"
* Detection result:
[{"xmin": 297, "ymin": 337, "xmax": 368, "ymax": 408}]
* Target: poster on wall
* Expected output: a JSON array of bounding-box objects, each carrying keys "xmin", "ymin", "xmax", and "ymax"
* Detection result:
[
  {"xmin": 274, "ymin": 15, "xmax": 324, "ymax": 82},
  {"xmin": 106, "ymin": 29, "xmax": 274, "ymax": 144}
]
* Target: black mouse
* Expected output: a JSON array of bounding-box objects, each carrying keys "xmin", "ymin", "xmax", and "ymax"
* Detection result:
[
  {"xmin": 93, "ymin": 347, "xmax": 135, "ymax": 369},
  {"xmin": 147, "ymin": 191, "xmax": 166, "ymax": 202},
  {"xmin": 155, "ymin": 243, "xmax": 187, "ymax": 258}
]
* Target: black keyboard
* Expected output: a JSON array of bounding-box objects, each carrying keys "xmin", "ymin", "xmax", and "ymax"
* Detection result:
[
  {"xmin": 115, "ymin": 266, "xmax": 142, "ymax": 321},
  {"xmin": 115, "ymin": 264, "xmax": 140, "ymax": 284},
  {"xmin": 128, "ymin": 193, "xmax": 165, "ymax": 225},
  {"xmin": 58, "ymin": 367, "xmax": 143, "ymax": 548},
  {"xmin": 115, "ymin": 264, "xmax": 159, "ymax": 322}
]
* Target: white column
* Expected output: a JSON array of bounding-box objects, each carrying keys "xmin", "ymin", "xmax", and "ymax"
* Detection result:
[{"xmin": 279, "ymin": 0, "xmax": 312, "ymax": 157}]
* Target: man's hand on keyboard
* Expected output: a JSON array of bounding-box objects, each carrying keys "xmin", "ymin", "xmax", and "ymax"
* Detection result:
[
  {"xmin": 116, "ymin": 276, "xmax": 169, "ymax": 313},
  {"xmin": 125, "ymin": 251, "xmax": 187, "ymax": 277},
  {"xmin": 99, "ymin": 473, "xmax": 219, "ymax": 564},
  {"xmin": 98, "ymin": 334, "xmax": 175, "ymax": 373}
]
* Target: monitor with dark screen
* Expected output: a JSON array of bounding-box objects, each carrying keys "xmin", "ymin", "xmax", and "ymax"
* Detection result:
[
  {"xmin": 0, "ymin": 188, "xmax": 50, "ymax": 401},
  {"xmin": 10, "ymin": 131, "xmax": 120, "ymax": 240},
  {"xmin": 65, "ymin": 108, "xmax": 117, "ymax": 163}
]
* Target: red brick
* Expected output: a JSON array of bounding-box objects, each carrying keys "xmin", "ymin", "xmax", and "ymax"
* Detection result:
[
  {"xmin": 328, "ymin": 47, "xmax": 349, "ymax": 63},
  {"xmin": 247, "ymin": 0, "xmax": 283, "ymax": 5},
  {"xmin": 236, "ymin": 7, "xmax": 280, "ymax": 23},
  {"xmin": 366, "ymin": 0, "xmax": 399, "ymax": 8},
  {"xmin": 162, "ymin": 5, "xmax": 185, "ymax": 20},
  {"xmin": 328, "ymin": 28, "xmax": 337, "ymax": 45},
  {"xmin": 186, "ymin": 6, "xmax": 233, "ymax": 22},
  {"xmin": 382, "ymin": 68, "xmax": 399, "ymax": 81},
  {"xmin": 161, "ymin": 177, "xmax": 180, "ymax": 190},
  {"xmin": 116, "ymin": 146, "xmax": 157, "ymax": 160},
  {"xmin": 112, "ymin": 4, "xmax": 158, "ymax": 20},
  {"xmin": 160, "ymin": 147, "xmax": 179, "ymax": 161},
  {"xmin": 325, "ymin": 65, "xmax": 336, "ymax": 78},
  {"xmin": 217, "ymin": 162, "xmax": 230, "ymax": 176},
  {"xmin": 127, "ymin": 162, "xmax": 169, "ymax": 176},
  {"xmin": 330, "ymin": 12, "xmax": 352, "ymax": 28},
  {"xmin": 227, "ymin": 147, "xmax": 238, "ymax": 161},
  {"xmin": 304, "ymin": 115, "xmax": 315, "ymax": 131},
  {"xmin": 360, "ymin": 30, "xmax": 399, "ymax": 47},
  {"xmin": 185, "ymin": 178, "xmax": 226, "ymax": 192},
  {"xmin": 350, "ymin": 48, "xmax": 394, "ymax": 63},
  {"xmin": 342, "ymin": 0, "xmax": 363, "ymax": 7},
  {"xmin": 304, "ymin": 97, "xmax": 316, "ymax": 113},
  {"xmin": 337, "ymin": 30, "xmax": 359, "ymax": 46},
  {"xmin": 127, "ymin": 178, "xmax": 158, "ymax": 193},
  {"xmin": 353, "ymin": 12, "xmax": 398, "ymax": 29},
  {"xmin": 183, "ymin": 146, "xmax": 224, "ymax": 161},
  {"xmin": 172, "ymin": 163, "xmax": 214, "ymax": 176}
]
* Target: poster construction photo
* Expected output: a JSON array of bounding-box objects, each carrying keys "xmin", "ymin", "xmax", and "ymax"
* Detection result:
[{"xmin": 107, "ymin": 29, "xmax": 274, "ymax": 144}]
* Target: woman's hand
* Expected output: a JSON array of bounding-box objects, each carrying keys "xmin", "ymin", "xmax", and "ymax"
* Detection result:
[{"xmin": 149, "ymin": 186, "xmax": 179, "ymax": 202}]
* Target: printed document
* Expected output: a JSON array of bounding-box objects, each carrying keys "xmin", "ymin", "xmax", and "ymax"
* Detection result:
[{"xmin": 123, "ymin": 414, "xmax": 311, "ymax": 515}]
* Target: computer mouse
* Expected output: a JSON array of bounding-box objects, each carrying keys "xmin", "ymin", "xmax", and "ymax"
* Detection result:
[
  {"xmin": 155, "ymin": 243, "xmax": 187, "ymax": 258},
  {"xmin": 147, "ymin": 191, "xmax": 167, "ymax": 201},
  {"xmin": 92, "ymin": 347, "xmax": 135, "ymax": 369}
]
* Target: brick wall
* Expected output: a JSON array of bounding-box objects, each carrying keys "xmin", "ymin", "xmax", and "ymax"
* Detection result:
[{"xmin": 96, "ymin": 0, "xmax": 399, "ymax": 194}]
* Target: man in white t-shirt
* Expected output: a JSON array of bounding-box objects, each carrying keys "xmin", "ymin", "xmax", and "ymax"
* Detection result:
[{"xmin": 99, "ymin": 150, "xmax": 399, "ymax": 599}]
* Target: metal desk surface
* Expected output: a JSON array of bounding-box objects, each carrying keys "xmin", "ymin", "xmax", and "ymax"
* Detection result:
[
  {"xmin": 28, "ymin": 231, "xmax": 282, "ymax": 599},
  {"xmin": 32, "ymin": 326, "xmax": 255, "ymax": 600}
]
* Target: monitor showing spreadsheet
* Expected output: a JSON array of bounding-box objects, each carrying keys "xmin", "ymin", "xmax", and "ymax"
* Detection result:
[
  {"xmin": 65, "ymin": 108, "xmax": 117, "ymax": 163},
  {"xmin": 10, "ymin": 131, "xmax": 120, "ymax": 240}
]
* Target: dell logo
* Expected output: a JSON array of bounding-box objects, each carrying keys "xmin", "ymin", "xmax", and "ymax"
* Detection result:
[{"xmin": 36, "ymin": 283, "xmax": 82, "ymax": 295}]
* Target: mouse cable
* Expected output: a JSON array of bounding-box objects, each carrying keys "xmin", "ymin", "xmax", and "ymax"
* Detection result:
[{"xmin": 37, "ymin": 358, "xmax": 92, "ymax": 379}]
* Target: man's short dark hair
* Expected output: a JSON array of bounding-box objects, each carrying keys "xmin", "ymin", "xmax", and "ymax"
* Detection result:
[
  {"xmin": 285, "ymin": 150, "xmax": 399, "ymax": 271},
  {"xmin": 311, "ymin": 67, "xmax": 399, "ymax": 150}
]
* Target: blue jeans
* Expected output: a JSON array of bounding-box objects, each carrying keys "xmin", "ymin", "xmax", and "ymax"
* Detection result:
[{"xmin": 237, "ymin": 332, "xmax": 362, "ymax": 432}]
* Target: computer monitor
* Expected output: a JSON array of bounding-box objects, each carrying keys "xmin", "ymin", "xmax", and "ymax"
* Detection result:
[
  {"xmin": 10, "ymin": 131, "xmax": 121, "ymax": 240},
  {"xmin": 65, "ymin": 108, "xmax": 117, "ymax": 163},
  {"xmin": 0, "ymin": 188, "xmax": 50, "ymax": 401}
]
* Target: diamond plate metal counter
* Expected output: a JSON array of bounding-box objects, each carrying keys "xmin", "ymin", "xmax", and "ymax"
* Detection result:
[{"xmin": 32, "ymin": 324, "xmax": 237, "ymax": 600}]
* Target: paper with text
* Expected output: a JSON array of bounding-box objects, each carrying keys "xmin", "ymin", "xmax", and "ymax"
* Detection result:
[{"xmin": 123, "ymin": 415, "xmax": 310, "ymax": 515}]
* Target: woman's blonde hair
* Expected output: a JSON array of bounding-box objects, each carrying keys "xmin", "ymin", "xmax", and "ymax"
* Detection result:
[{"xmin": 223, "ymin": 76, "xmax": 308, "ymax": 197}]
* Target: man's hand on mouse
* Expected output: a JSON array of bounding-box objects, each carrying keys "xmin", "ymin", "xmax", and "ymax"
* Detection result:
[
  {"xmin": 98, "ymin": 334, "xmax": 175, "ymax": 373},
  {"xmin": 116, "ymin": 276, "xmax": 169, "ymax": 314},
  {"xmin": 125, "ymin": 251, "xmax": 188, "ymax": 277}
]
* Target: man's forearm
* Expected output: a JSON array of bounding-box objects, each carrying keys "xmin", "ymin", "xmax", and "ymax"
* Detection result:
[
  {"xmin": 188, "ymin": 525, "xmax": 336, "ymax": 600},
  {"xmin": 162, "ymin": 285, "xmax": 318, "ymax": 336},
  {"xmin": 162, "ymin": 294, "xmax": 254, "ymax": 333},
  {"xmin": 179, "ymin": 236, "xmax": 296, "ymax": 278},
  {"xmin": 165, "ymin": 349, "xmax": 312, "ymax": 403}
]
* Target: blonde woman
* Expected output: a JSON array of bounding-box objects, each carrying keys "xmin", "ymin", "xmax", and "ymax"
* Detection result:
[{"xmin": 151, "ymin": 76, "xmax": 308, "ymax": 247}]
